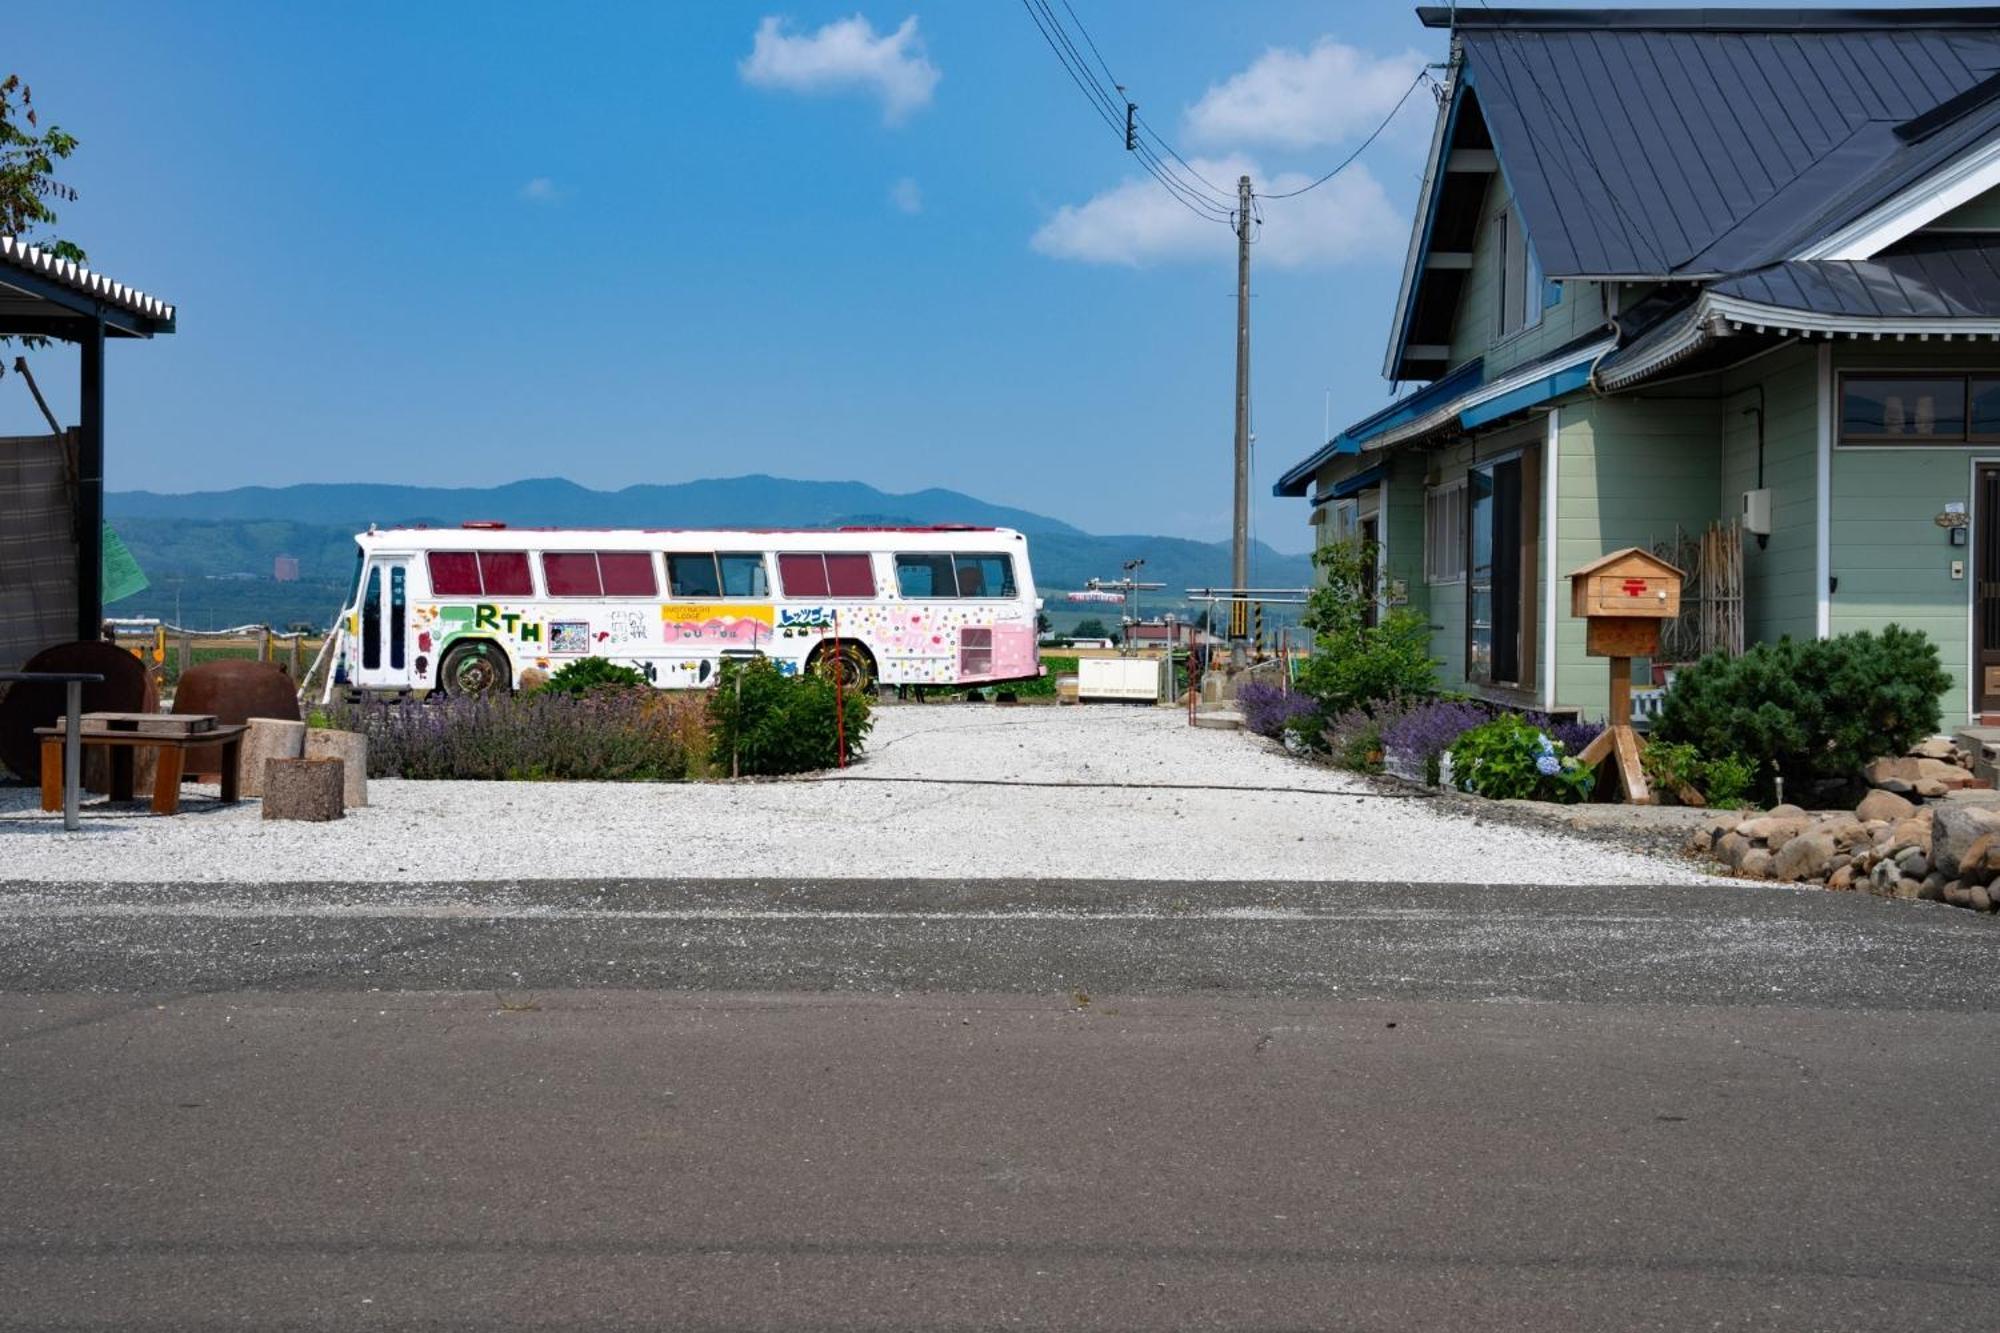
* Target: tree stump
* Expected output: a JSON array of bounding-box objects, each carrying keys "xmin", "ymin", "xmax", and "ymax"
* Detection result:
[
  {"xmin": 240, "ymin": 718, "xmax": 307, "ymax": 796},
  {"xmin": 303, "ymin": 728, "xmax": 369, "ymax": 807},
  {"xmin": 262, "ymin": 757, "xmax": 345, "ymax": 822}
]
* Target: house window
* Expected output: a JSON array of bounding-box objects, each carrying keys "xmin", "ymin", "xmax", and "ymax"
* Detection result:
[
  {"xmin": 1424, "ymin": 481, "xmax": 1467, "ymax": 585},
  {"xmin": 1498, "ymin": 208, "xmax": 1545, "ymax": 338},
  {"xmin": 1838, "ymin": 373, "xmax": 2000, "ymax": 443}
]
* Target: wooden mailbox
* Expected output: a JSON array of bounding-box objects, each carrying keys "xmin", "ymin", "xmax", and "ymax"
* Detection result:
[{"xmin": 1567, "ymin": 547, "xmax": 1686, "ymax": 805}]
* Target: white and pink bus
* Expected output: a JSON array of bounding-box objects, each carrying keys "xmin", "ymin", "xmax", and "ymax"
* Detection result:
[{"xmin": 334, "ymin": 523, "xmax": 1042, "ymax": 696}]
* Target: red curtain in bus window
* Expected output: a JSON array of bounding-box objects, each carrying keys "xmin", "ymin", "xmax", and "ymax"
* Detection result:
[
  {"xmin": 541, "ymin": 552, "xmax": 603, "ymax": 597},
  {"xmin": 427, "ymin": 551, "xmax": 481, "ymax": 597},
  {"xmin": 778, "ymin": 553, "xmax": 830, "ymax": 597},
  {"xmin": 824, "ymin": 553, "xmax": 875, "ymax": 597},
  {"xmin": 597, "ymin": 552, "xmax": 657, "ymax": 597},
  {"xmin": 479, "ymin": 551, "xmax": 534, "ymax": 597}
]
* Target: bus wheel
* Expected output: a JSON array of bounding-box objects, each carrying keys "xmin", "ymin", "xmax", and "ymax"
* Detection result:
[
  {"xmin": 439, "ymin": 641, "xmax": 509, "ymax": 697},
  {"xmin": 812, "ymin": 641, "xmax": 875, "ymax": 694}
]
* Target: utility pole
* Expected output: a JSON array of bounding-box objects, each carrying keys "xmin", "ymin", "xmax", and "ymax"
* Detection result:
[{"xmin": 1230, "ymin": 174, "xmax": 1253, "ymax": 671}]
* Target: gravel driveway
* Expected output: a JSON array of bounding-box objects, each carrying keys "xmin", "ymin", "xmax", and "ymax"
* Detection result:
[{"xmin": 0, "ymin": 704, "xmax": 1713, "ymax": 885}]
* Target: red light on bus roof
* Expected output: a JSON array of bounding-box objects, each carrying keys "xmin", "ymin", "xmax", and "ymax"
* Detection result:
[{"xmin": 460, "ymin": 520, "xmax": 508, "ymax": 530}]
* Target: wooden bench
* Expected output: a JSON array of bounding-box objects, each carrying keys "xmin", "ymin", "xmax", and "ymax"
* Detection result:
[{"xmin": 36, "ymin": 713, "xmax": 248, "ymax": 816}]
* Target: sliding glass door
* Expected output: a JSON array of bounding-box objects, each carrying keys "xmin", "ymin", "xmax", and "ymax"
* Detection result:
[{"xmin": 1467, "ymin": 455, "xmax": 1527, "ymax": 687}]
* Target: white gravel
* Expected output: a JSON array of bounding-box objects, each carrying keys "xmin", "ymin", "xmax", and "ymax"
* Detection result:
[{"xmin": 1, "ymin": 704, "xmax": 1717, "ymax": 885}]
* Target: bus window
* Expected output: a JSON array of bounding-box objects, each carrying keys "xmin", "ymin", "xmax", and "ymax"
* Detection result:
[
  {"xmin": 954, "ymin": 554, "xmax": 1014, "ymax": 598},
  {"xmin": 427, "ymin": 551, "xmax": 481, "ymax": 596},
  {"xmin": 894, "ymin": 554, "xmax": 955, "ymax": 599},
  {"xmin": 599, "ymin": 552, "xmax": 657, "ymax": 597},
  {"xmin": 361, "ymin": 567, "xmax": 382, "ymax": 670},
  {"xmin": 718, "ymin": 554, "xmax": 769, "ymax": 598},
  {"xmin": 825, "ymin": 553, "xmax": 874, "ymax": 597},
  {"xmin": 542, "ymin": 552, "xmax": 603, "ymax": 597},
  {"xmin": 667, "ymin": 554, "xmax": 722, "ymax": 598},
  {"xmin": 478, "ymin": 551, "xmax": 534, "ymax": 597},
  {"xmin": 778, "ymin": 553, "xmax": 829, "ymax": 597}
]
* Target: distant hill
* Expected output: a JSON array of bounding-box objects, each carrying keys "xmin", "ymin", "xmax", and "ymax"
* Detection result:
[{"xmin": 103, "ymin": 475, "xmax": 1313, "ymax": 629}]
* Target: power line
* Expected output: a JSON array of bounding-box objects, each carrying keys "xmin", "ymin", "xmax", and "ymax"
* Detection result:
[
  {"xmin": 1256, "ymin": 71, "xmax": 1433, "ymax": 199},
  {"xmin": 1019, "ymin": 0, "xmax": 1235, "ymax": 222}
]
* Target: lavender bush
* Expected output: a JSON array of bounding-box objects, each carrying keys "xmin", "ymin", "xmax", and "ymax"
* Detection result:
[
  {"xmin": 331, "ymin": 689, "xmax": 710, "ymax": 781},
  {"xmin": 1237, "ymin": 678, "xmax": 1319, "ymax": 741},
  {"xmin": 1378, "ymin": 699, "xmax": 1605, "ymax": 786}
]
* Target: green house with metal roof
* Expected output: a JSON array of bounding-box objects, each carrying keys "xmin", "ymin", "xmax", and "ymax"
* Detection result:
[{"xmin": 1277, "ymin": 5, "xmax": 2000, "ymax": 726}]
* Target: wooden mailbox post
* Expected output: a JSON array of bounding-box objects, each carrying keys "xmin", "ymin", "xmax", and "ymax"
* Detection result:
[{"xmin": 1568, "ymin": 547, "xmax": 1684, "ymax": 804}]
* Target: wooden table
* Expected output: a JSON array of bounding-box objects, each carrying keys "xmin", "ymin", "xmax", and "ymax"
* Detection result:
[{"xmin": 35, "ymin": 715, "xmax": 248, "ymax": 816}]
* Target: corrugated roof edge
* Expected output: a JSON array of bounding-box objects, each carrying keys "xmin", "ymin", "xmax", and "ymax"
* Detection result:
[
  {"xmin": 0, "ymin": 236, "xmax": 175, "ymax": 325},
  {"xmin": 1418, "ymin": 6, "xmax": 2000, "ymax": 30}
]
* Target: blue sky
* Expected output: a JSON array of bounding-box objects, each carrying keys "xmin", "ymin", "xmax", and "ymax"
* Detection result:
[{"xmin": 8, "ymin": 2, "xmax": 1479, "ymax": 553}]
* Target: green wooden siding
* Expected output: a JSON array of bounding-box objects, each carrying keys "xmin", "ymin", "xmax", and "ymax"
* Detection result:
[
  {"xmin": 1822, "ymin": 344, "xmax": 2000, "ymax": 723},
  {"xmin": 1445, "ymin": 175, "xmax": 1609, "ymax": 379},
  {"xmin": 1720, "ymin": 348, "xmax": 1820, "ymax": 647},
  {"xmin": 1552, "ymin": 395, "xmax": 1724, "ymax": 719}
]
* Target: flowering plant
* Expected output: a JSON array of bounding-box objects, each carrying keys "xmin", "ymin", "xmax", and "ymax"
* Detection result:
[{"xmin": 1448, "ymin": 713, "xmax": 1595, "ymax": 803}]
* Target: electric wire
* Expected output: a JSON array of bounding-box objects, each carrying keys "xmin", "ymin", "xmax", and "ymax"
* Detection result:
[
  {"xmin": 1019, "ymin": 0, "xmax": 1235, "ymax": 223},
  {"xmin": 1256, "ymin": 70, "xmax": 1433, "ymax": 199}
]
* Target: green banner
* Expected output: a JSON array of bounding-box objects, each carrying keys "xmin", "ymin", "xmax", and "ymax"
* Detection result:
[{"xmin": 101, "ymin": 523, "xmax": 149, "ymax": 605}]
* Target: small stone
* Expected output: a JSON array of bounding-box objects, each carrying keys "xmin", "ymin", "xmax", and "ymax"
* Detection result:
[
  {"xmin": 1773, "ymin": 832, "xmax": 1836, "ymax": 883},
  {"xmin": 1765, "ymin": 803, "xmax": 1807, "ymax": 821},
  {"xmin": 1714, "ymin": 831, "xmax": 1750, "ymax": 868},
  {"xmin": 1915, "ymin": 779, "xmax": 1950, "ymax": 800},
  {"xmin": 1704, "ymin": 811, "xmax": 1746, "ymax": 836},
  {"xmin": 1738, "ymin": 848, "xmax": 1774, "ymax": 879},
  {"xmin": 1945, "ymin": 882, "xmax": 1974, "ymax": 908},
  {"xmin": 1920, "ymin": 873, "xmax": 1946, "ymax": 901},
  {"xmin": 1869, "ymin": 859, "xmax": 1902, "ymax": 894},
  {"xmin": 1685, "ymin": 828, "xmax": 1713, "ymax": 855},
  {"xmin": 1894, "ymin": 846, "xmax": 1932, "ymax": 879},
  {"xmin": 1826, "ymin": 865, "xmax": 1856, "ymax": 891},
  {"xmin": 1973, "ymin": 886, "xmax": 1996, "ymax": 912},
  {"xmin": 1829, "ymin": 852, "xmax": 1852, "ymax": 873},
  {"xmin": 1856, "ymin": 789, "xmax": 1917, "ymax": 824},
  {"xmin": 1911, "ymin": 738, "xmax": 1957, "ymax": 761},
  {"xmin": 1914, "ymin": 757, "xmax": 1976, "ymax": 789},
  {"xmin": 1895, "ymin": 877, "xmax": 1924, "ymax": 900},
  {"xmin": 1889, "ymin": 819, "xmax": 1932, "ymax": 853}
]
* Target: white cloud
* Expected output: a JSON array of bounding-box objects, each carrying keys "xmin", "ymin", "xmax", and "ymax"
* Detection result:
[
  {"xmin": 1030, "ymin": 156, "xmax": 1404, "ymax": 270},
  {"xmin": 889, "ymin": 176, "xmax": 923, "ymax": 214},
  {"xmin": 740, "ymin": 14, "xmax": 940, "ymax": 125},
  {"xmin": 519, "ymin": 177, "xmax": 565, "ymax": 204},
  {"xmin": 1185, "ymin": 40, "xmax": 1429, "ymax": 149}
]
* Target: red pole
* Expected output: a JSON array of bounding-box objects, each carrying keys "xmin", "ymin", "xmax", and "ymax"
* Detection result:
[{"xmin": 833, "ymin": 610, "xmax": 847, "ymax": 769}]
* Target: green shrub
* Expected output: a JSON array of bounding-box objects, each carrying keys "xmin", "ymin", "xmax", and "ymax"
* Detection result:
[
  {"xmin": 1639, "ymin": 740, "xmax": 1757, "ymax": 810},
  {"xmin": 1291, "ymin": 538, "xmax": 1440, "ymax": 737},
  {"xmin": 709, "ymin": 658, "xmax": 873, "ymax": 775},
  {"xmin": 1450, "ymin": 714, "xmax": 1595, "ymax": 803},
  {"xmin": 1654, "ymin": 626, "xmax": 1950, "ymax": 803},
  {"xmin": 537, "ymin": 656, "xmax": 649, "ymax": 697}
]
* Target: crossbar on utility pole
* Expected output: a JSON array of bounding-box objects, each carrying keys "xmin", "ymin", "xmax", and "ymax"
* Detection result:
[{"xmin": 1231, "ymin": 174, "xmax": 1252, "ymax": 671}]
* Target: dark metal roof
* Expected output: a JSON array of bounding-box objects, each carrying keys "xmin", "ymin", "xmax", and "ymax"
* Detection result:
[
  {"xmin": 1711, "ymin": 235, "xmax": 2000, "ymax": 317},
  {"xmin": 1438, "ymin": 10, "xmax": 2000, "ymax": 278}
]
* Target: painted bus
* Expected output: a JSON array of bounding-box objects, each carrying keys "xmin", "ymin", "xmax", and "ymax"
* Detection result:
[{"xmin": 333, "ymin": 523, "xmax": 1043, "ymax": 696}]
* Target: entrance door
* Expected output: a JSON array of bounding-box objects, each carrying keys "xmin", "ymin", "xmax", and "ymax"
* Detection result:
[
  {"xmin": 1978, "ymin": 466, "xmax": 2000, "ymax": 715},
  {"xmin": 1468, "ymin": 458, "xmax": 1524, "ymax": 684},
  {"xmin": 354, "ymin": 557, "xmax": 412, "ymax": 689}
]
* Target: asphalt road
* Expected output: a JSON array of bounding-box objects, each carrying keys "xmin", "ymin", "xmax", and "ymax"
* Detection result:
[{"xmin": 4, "ymin": 877, "xmax": 1998, "ymax": 1330}]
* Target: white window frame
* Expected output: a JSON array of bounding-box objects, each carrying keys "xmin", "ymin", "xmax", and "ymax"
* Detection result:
[
  {"xmin": 1498, "ymin": 207, "xmax": 1545, "ymax": 338},
  {"xmin": 1424, "ymin": 480, "xmax": 1467, "ymax": 586}
]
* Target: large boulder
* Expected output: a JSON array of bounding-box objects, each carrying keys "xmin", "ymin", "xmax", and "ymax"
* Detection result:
[
  {"xmin": 1773, "ymin": 832, "xmax": 1835, "ymax": 883},
  {"xmin": 1863, "ymin": 758, "xmax": 1922, "ymax": 794},
  {"xmin": 1931, "ymin": 803, "xmax": 2000, "ymax": 878},
  {"xmin": 1856, "ymin": 789, "xmax": 1916, "ymax": 824}
]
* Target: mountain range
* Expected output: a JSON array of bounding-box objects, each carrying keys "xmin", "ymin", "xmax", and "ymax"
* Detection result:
[{"xmin": 105, "ymin": 475, "xmax": 1313, "ymax": 630}]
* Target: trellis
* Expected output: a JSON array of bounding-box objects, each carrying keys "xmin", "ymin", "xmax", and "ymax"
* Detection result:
[{"xmin": 1650, "ymin": 520, "xmax": 1744, "ymax": 663}]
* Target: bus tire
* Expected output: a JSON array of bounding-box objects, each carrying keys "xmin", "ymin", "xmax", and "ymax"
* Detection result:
[
  {"xmin": 438, "ymin": 640, "xmax": 511, "ymax": 698},
  {"xmin": 809, "ymin": 640, "xmax": 876, "ymax": 695}
]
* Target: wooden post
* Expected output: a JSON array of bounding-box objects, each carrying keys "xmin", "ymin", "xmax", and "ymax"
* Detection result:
[
  {"xmin": 259, "ymin": 627, "xmax": 273, "ymax": 663},
  {"xmin": 291, "ymin": 634, "xmax": 303, "ymax": 680},
  {"xmin": 177, "ymin": 632, "xmax": 192, "ymax": 680}
]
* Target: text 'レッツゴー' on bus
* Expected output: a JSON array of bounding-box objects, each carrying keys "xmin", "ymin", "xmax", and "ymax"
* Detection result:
[{"xmin": 333, "ymin": 523, "xmax": 1043, "ymax": 696}]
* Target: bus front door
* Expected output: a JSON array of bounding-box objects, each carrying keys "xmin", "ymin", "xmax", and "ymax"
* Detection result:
[{"xmin": 353, "ymin": 557, "xmax": 412, "ymax": 691}]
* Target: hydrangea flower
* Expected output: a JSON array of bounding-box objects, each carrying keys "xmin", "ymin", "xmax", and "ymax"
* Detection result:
[{"xmin": 1536, "ymin": 753, "xmax": 1561, "ymax": 776}]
